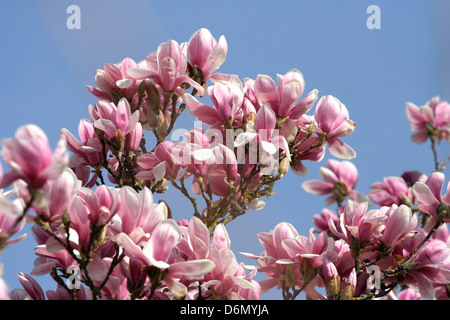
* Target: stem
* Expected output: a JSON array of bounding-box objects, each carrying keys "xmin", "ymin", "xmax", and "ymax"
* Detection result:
[{"xmin": 171, "ymin": 178, "xmax": 201, "ymax": 218}]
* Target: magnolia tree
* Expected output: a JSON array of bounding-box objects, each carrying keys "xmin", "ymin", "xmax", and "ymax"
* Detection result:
[{"xmin": 0, "ymin": 28, "xmax": 449, "ymax": 300}]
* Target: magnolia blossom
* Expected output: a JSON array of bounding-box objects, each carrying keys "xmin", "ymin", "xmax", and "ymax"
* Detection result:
[
  {"xmin": 288, "ymin": 116, "xmax": 326, "ymax": 177},
  {"xmin": 241, "ymin": 222, "xmax": 301, "ymax": 294},
  {"xmin": 60, "ymin": 119, "xmax": 103, "ymax": 187},
  {"xmin": 178, "ymin": 217, "xmax": 261, "ymax": 300},
  {"xmin": 302, "ymin": 159, "xmax": 364, "ymax": 206},
  {"xmin": 86, "ymin": 57, "xmax": 142, "ymax": 107},
  {"xmin": 0, "ymin": 124, "xmax": 68, "ymax": 189},
  {"xmin": 91, "ymin": 98, "xmax": 143, "ymax": 153},
  {"xmin": 67, "ymin": 185, "xmax": 120, "ymax": 253},
  {"xmin": 0, "ymin": 192, "xmax": 26, "ymax": 250},
  {"xmin": 369, "ymin": 176, "xmax": 414, "ymax": 207},
  {"xmin": 314, "ymin": 95, "xmax": 356, "ymax": 159},
  {"xmin": 406, "ymin": 96, "xmax": 450, "ymax": 143},
  {"xmin": 311, "ymin": 208, "xmax": 339, "ymax": 234},
  {"xmin": 110, "ymin": 186, "xmax": 168, "ymax": 239},
  {"xmin": 381, "ymin": 204, "xmax": 418, "ymax": 248},
  {"xmin": 234, "ymin": 104, "xmax": 291, "ymax": 175},
  {"xmin": 183, "ymin": 74, "xmax": 256, "ymax": 129},
  {"xmin": 252, "ymin": 69, "xmax": 318, "ymax": 121},
  {"xmin": 12, "ymin": 168, "xmax": 80, "ymax": 225},
  {"xmin": 186, "ymin": 28, "xmax": 228, "ymax": 82},
  {"xmin": 397, "ymin": 234, "xmax": 450, "ymax": 300},
  {"xmin": 328, "ymin": 201, "xmax": 386, "ymax": 252},
  {"xmin": 29, "ymin": 225, "xmax": 78, "ymax": 276},
  {"xmin": 127, "ymin": 39, "xmax": 204, "ymax": 96},
  {"xmin": 412, "ymin": 171, "xmax": 450, "ymax": 227},
  {"xmin": 116, "ymin": 219, "xmax": 215, "ymax": 299}
]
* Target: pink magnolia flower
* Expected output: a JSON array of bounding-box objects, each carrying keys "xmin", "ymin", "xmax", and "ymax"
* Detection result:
[
  {"xmin": 412, "ymin": 171, "xmax": 450, "ymax": 227},
  {"xmin": 398, "ymin": 235, "xmax": 450, "ymax": 300},
  {"xmin": 282, "ymin": 230, "xmax": 338, "ymax": 270},
  {"xmin": 15, "ymin": 168, "xmax": 80, "ymax": 225},
  {"xmin": 0, "ymin": 188, "xmax": 26, "ymax": 250},
  {"xmin": 253, "ymin": 69, "xmax": 318, "ymax": 121},
  {"xmin": 136, "ymin": 141, "xmax": 183, "ymax": 182},
  {"xmin": 61, "ymin": 119, "xmax": 104, "ymax": 165},
  {"xmin": 288, "ymin": 116, "xmax": 326, "ymax": 177},
  {"xmin": 381, "ymin": 204, "xmax": 418, "ymax": 248},
  {"xmin": 67, "ymin": 185, "xmax": 120, "ymax": 253},
  {"xmin": 188, "ymin": 143, "xmax": 239, "ymax": 197},
  {"xmin": 30, "ymin": 225, "xmax": 78, "ymax": 276},
  {"xmin": 127, "ymin": 40, "xmax": 204, "ymax": 96},
  {"xmin": 314, "ymin": 95, "xmax": 356, "ymax": 159},
  {"xmin": 406, "ymin": 96, "xmax": 450, "ymax": 143},
  {"xmin": 241, "ymin": 222, "xmax": 300, "ymax": 293},
  {"xmin": 183, "ymin": 74, "xmax": 254, "ymax": 129},
  {"xmin": 177, "ymin": 218, "xmax": 261, "ymax": 300},
  {"xmin": 88, "ymin": 254, "xmax": 129, "ymax": 300},
  {"xmin": 110, "ymin": 186, "xmax": 168, "ymax": 240},
  {"xmin": 186, "ymin": 28, "xmax": 228, "ymax": 82},
  {"xmin": 302, "ymin": 159, "xmax": 364, "ymax": 206},
  {"xmin": 369, "ymin": 176, "xmax": 414, "ymax": 207},
  {"xmin": 234, "ymin": 104, "xmax": 291, "ymax": 175},
  {"xmin": 0, "ymin": 124, "xmax": 68, "ymax": 189},
  {"xmin": 16, "ymin": 273, "xmax": 45, "ymax": 300},
  {"xmin": 328, "ymin": 201, "xmax": 386, "ymax": 250},
  {"xmin": 60, "ymin": 119, "xmax": 104, "ymax": 187},
  {"xmin": 115, "ymin": 219, "xmax": 215, "ymax": 299},
  {"xmin": 311, "ymin": 208, "xmax": 339, "ymax": 234},
  {"xmin": 91, "ymin": 98, "xmax": 143, "ymax": 153},
  {"xmin": 86, "ymin": 57, "xmax": 142, "ymax": 107}
]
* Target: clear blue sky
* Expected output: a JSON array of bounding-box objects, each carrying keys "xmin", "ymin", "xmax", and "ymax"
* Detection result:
[{"xmin": 0, "ymin": 0, "xmax": 449, "ymax": 300}]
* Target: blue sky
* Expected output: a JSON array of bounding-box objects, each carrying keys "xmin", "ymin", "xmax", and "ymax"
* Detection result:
[{"xmin": 0, "ymin": 0, "xmax": 449, "ymax": 300}]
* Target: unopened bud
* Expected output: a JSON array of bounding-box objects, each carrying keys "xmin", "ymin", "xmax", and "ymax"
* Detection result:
[
  {"xmin": 278, "ymin": 157, "xmax": 290, "ymax": 176},
  {"xmin": 62, "ymin": 210, "xmax": 71, "ymax": 230},
  {"xmin": 340, "ymin": 284, "xmax": 355, "ymax": 300},
  {"xmin": 326, "ymin": 275, "xmax": 341, "ymax": 299},
  {"xmin": 437, "ymin": 202, "xmax": 450, "ymax": 221},
  {"xmin": 285, "ymin": 264, "xmax": 297, "ymax": 288},
  {"xmin": 300, "ymin": 258, "xmax": 317, "ymax": 283},
  {"xmin": 113, "ymin": 129, "xmax": 125, "ymax": 153},
  {"xmin": 146, "ymin": 82, "xmax": 161, "ymax": 112},
  {"xmin": 157, "ymin": 111, "xmax": 169, "ymax": 138},
  {"xmin": 146, "ymin": 107, "xmax": 158, "ymax": 129}
]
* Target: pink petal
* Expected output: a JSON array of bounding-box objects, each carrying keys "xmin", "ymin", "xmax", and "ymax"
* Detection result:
[
  {"xmin": 148, "ymin": 220, "xmax": 182, "ymax": 263},
  {"xmin": 183, "ymin": 94, "xmax": 220, "ymax": 125},
  {"xmin": 212, "ymin": 223, "xmax": 231, "ymax": 250},
  {"xmin": 254, "ymin": 74, "xmax": 279, "ymax": 109},
  {"xmin": 328, "ymin": 139, "xmax": 356, "ymax": 159},
  {"xmin": 302, "ymin": 180, "xmax": 333, "ymax": 195}
]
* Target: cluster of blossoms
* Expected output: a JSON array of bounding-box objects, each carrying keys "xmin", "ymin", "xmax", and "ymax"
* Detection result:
[{"xmin": 0, "ymin": 28, "xmax": 449, "ymax": 301}]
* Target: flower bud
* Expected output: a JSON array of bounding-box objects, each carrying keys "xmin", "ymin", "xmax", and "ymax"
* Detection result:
[
  {"xmin": 326, "ymin": 275, "xmax": 341, "ymax": 300},
  {"xmin": 146, "ymin": 82, "xmax": 161, "ymax": 112},
  {"xmin": 146, "ymin": 106, "xmax": 158, "ymax": 129},
  {"xmin": 340, "ymin": 283, "xmax": 355, "ymax": 300},
  {"xmin": 278, "ymin": 157, "xmax": 290, "ymax": 177},
  {"xmin": 437, "ymin": 202, "xmax": 450, "ymax": 221}
]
